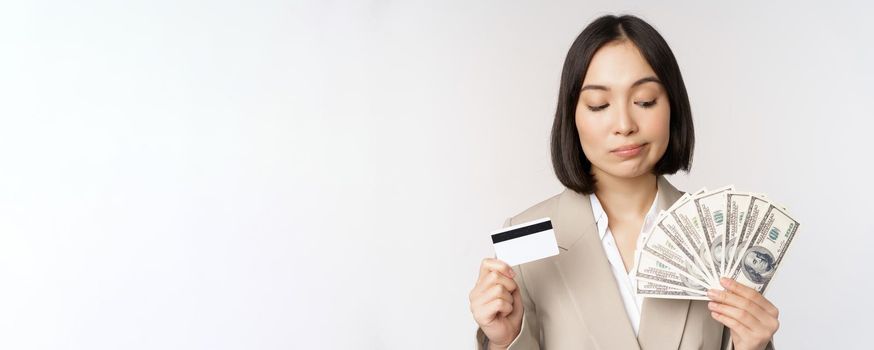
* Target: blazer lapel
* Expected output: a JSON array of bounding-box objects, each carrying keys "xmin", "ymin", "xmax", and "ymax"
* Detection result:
[
  {"xmin": 637, "ymin": 176, "xmax": 691, "ymax": 349},
  {"xmin": 551, "ymin": 187, "xmax": 641, "ymax": 350},
  {"xmin": 551, "ymin": 176, "xmax": 690, "ymax": 350}
]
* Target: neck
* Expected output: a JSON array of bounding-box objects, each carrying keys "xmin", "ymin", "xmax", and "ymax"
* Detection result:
[{"xmin": 592, "ymin": 170, "xmax": 658, "ymax": 221}]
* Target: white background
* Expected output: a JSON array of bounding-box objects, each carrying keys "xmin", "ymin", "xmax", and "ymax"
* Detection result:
[{"xmin": 1, "ymin": 1, "xmax": 872, "ymax": 349}]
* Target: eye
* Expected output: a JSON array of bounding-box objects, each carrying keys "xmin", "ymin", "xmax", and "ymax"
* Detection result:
[
  {"xmin": 636, "ymin": 99, "xmax": 657, "ymax": 108},
  {"xmin": 587, "ymin": 103, "xmax": 609, "ymax": 112}
]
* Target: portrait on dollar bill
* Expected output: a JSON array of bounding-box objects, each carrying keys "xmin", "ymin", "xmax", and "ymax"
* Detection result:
[{"xmin": 741, "ymin": 246, "xmax": 776, "ymax": 284}]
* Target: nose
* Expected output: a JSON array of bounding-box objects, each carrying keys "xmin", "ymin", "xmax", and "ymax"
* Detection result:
[{"xmin": 613, "ymin": 104, "xmax": 638, "ymax": 136}]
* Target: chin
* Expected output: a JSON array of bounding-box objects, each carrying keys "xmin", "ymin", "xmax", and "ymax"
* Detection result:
[{"xmin": 595, "ymin": 163, "xmax": 655, "ymax": 180}]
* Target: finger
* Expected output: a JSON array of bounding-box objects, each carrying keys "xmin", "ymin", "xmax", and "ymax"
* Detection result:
[
  {"xmin": 720, "ymin": 277, "xmax": 779, "ymax": 318},
  {"xmin": 484, "ymin": 270, "xmax": 518, "ymax": 293},
  {"xmin": 708, "ymin": 301, "xmax": 764, "ymax": 331},
  {"xmin": 710, "ymin": 310, "xmax": 753, "ymax": 336},
  {"xmin": 478, "ymin": 258, "xmax": 515, "ymax": 283},
  {"xmin": 482, "ymin": 284, "xmax": 513, "ymax": 305},
  {"xmin": 508, "ymin": 287, "xmax": 524, "ymax": 320},
  {"xmin": 471, "ymin": 283, "xmax": 512, "ymax": 310},
  {"xmin": 471, "ymin": 285, "xmax": 515, "ymax": 323},
  {"xmin": 471, "ymin": 270, "xmax": 518, "ymax": 298},
  {"xmin": 484, "ymin": 296, "xmax": 514, "ymax": 320},
  {"xmin": 470, "ymin": 271, "xmax": 519, "ymax": 308},
  {"xmin": 707, "ymin": 288, "xmax": 770, "ymax": 324},
  {"xmin": 472, "ymin": 297, "xmax": 511, "ymax": 324}
]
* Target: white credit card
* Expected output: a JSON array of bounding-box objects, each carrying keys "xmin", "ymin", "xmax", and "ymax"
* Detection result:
[{"xmin": 491, "ymin": 217, "xmax": 559, "ymax": 266}]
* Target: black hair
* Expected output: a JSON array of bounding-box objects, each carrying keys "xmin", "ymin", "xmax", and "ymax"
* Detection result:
[{"xmin": 550, "ymin": 14, "xmax": 695, "ymax": 194}]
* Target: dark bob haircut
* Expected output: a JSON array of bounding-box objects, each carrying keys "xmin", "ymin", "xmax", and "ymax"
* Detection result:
[{"xmin": 550, "ymin": 14, "xmax": 694, "ymax": 194}]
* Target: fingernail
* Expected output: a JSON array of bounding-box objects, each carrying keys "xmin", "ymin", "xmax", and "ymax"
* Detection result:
[
  {"xmin": 707, "ymin": 289, "xmax": 719, "ymax": 299},
  {"xmin": 708, "ymin": 302, "xmax": 716, "ymax": 309},
  {"xmin": 720, "ymin": 277, "xmax": 730, "ymax": 287}
]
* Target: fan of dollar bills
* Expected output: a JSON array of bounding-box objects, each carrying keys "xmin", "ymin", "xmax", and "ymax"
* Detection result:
[{"xmin": 632, "ymin": 185, "xmax": 800, "ymax": 300}]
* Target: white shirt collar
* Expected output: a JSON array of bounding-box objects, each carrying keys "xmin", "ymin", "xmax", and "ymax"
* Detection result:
[{"xmin": 589, "ymin": 185, "xmax": 661, "ymax": 240}]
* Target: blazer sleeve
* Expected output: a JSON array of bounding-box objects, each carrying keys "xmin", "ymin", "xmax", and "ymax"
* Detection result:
[
  {"xmin": 475, "ymin": 217, "xmax": 542, "ymax": 350},
  {"xmin": 720, "ymin": 326, "xmax": 776, "ymax": 350}
]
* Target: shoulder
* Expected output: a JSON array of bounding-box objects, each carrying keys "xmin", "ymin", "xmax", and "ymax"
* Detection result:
[{"xmin": 505, "ymin": 190, "xmax": 570, "ymax": 227}]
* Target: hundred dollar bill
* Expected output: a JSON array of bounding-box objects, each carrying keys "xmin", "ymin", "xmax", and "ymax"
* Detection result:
[
  {"xmin": 651, "ymin": 188, "xmax": 712, "ymax": 271},
  {"xmin": 665, "ymin": 189, "xmax": 705, "ymax": 216},
  {"xmin": 649, "ymin": 191, "xmax": 691, "ymax": 227},
  {"xmin": 728, "ymin": 205, "xmax": 799, "ymax": 292},
  {"xmin": 726, "ymin": 195, "xmax": 770, "ymax": 275},
  {"xmin": 667, "ymin": 197, "xmax": 719, "ymax": 285},
  {"xmin": 634, "ymin": 244, "xmax": 710, "ymax": 293},
  {"xmin": 693, "ymin": 185, "xmax": 734, "ymax": 277},
  {"xmin": 639, "ymin": 218, "xmax": 712, "ymax": 289},
  {"xmin": 724, "ymin": 192, "xmax": 756, "ymax": 274},
  {"xmin": 725, "ymin": 192, "xmax": 768, "ymax": 276},
  {"xmin": 636, "ymin": 278, "xmax": 708, "ymax": 300}
]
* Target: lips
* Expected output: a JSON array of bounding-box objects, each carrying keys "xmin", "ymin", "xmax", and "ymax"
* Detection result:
[
  {"xmin": 611, "ymin": 143, "xmax": 646, "ymax": 152},
  {"xmin": 611, "ymin": 143, "xmax": 647, "ymax": 158}
]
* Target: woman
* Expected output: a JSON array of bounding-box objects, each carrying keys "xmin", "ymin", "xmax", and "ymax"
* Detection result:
[{"xmin": 468, "ymin": 15, "xmax": 779, "ymax": 350}]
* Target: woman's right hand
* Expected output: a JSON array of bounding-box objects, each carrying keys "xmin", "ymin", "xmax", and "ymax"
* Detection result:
[{"xmin": 469, "ymin": 258, "xmax": 524, "ymax": 350}]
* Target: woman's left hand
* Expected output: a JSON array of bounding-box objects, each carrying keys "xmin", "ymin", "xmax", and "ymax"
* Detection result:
[{"xmin": 707, "ymin": 277, "xmax": 779, "ymax": 350}]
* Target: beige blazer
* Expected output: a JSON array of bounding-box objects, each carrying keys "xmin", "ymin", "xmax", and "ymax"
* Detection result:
[{"xmin": 475, "ymin": 176, "xmax": 774, "ymax": 350}]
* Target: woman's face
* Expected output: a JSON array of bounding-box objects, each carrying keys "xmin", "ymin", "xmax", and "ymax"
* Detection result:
[{"xmin": 575, "ymin": 40, "xmax": 671, "ymax": 181}]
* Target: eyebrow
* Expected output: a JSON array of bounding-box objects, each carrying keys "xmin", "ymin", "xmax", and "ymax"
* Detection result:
[{"xmin": 581, "ymin": 76, "xmax": 662, "ymax": 92}]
